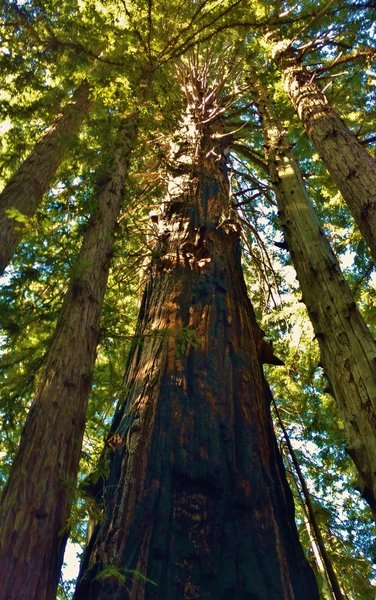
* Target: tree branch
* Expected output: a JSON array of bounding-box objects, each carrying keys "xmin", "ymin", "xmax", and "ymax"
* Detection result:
[{"xmin": 232, "ymin": 143, "xmax": 268, "ymax": 171}]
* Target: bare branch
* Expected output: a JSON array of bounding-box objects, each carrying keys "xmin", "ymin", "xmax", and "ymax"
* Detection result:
[
  {"xmin": 147, "ymin": 0, "xmax": 153, "ymax": 54},
  {"xmin": 287, "ymin": 0, "xmax": 336, "ymax": 47},
  {"xmin": 160, "ymin": 0, "xmax": 247, "ymax": 62},
  {"xmin": 232, "ymin": 143, "xmax": 268, "ymax": 171},
  {"xmin": 314, "ymin": 48, "xmax": 376, "ymax": 74}
]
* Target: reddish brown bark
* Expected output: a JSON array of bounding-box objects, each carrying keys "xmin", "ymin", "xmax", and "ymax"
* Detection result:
[
  {"xmin": 273, "ymin": 45, "xmax": 376, "ymax": 262},
  {"xmin": 0, "ymin": 81, "xmax": 92, "ymax": 274},
  {"xmin": 0, "ymin": 116, "xmax": 138, "ymax": 600},
  {"xmin": 253, "ymin": 76, "xmax": 376, "ymax": 514},
  {"xmin": 74, "ymin": 65, "xmax": 318, "ymax": 600}
]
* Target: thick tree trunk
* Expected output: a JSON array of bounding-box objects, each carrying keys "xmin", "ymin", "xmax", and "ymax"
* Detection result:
[
  {"xmin": 253, "ymin": 77, "xmax": 376, "ymax": 513},
  {"xmin": 74, "ymin": 67, "xmax": 318, "ymax": 600},
  {"xmin": 0, "ymin": 115, "xmax": 138, "ymax": 600},
  {"xmin": 0, "ymin": 80, "xmax": 92, "ymax": 274},
  {"xmin": 273, "ymin": 44, "xmax": 376, "ymax": 262}
]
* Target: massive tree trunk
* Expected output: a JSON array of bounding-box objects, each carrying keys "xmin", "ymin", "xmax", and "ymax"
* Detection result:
[
  {"xmin": 0, "ymin": 115, "xmax": 138, "ymax": 600},
  {"xmin": 74, "ymin": 63, "xmax": 318, "ymax": 600},
  {"xmin": 272, "ymin": 44, "xmax": 376, "ymax": 262},
  {"xmin": 252, "ymin": 76, "xmax": 376, "ymax": 513},
  {"xmin": 0, "ymin": 80, "xmax": 92, "ymax": 275}
]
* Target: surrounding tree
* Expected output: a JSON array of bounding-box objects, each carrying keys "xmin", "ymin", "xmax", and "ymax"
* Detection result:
[
  {"xmin": 272, "ymin": 40, "xmax": 376, "ymax": 262},
  {"xmin": 272, "ymin": 398, "xmax": 344, "ymax": 600},
  {"xmin": 0, "ymin": 81, "xmax": 92, "ymax": 274},
  {"xmin": 0, "ymin": 114, "xmax": 138, "ymax": 600},
  {"xmin": 250, "ymin": 73, "xmax": 376, "ymax": 513}
]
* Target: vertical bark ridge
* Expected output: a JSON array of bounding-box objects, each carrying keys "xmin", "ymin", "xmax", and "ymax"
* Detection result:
[
  {"xmin": 0, "ymin": 80, "xmax": 92, "ymax": 274},
  {"xmin": 0, "ymin": 115, "xmax": 138, "ymax": 600},
  {"xmin": 74, "ymin": 65, "xmax": 318, "ymax": 600},
  {"xmin": 272, "ymin": 43, "xmax": 376, "ymax": 262},
  {"xmin": 253, "ymin": 75, "xmax": 376, "ymax": 513}
]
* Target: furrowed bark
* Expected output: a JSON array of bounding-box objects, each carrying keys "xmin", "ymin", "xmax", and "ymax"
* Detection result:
[
  {"xmin": 74, "ymin": 66, "xmax": 318, "ymax": 600},
  {"xmin": 253, "ymin": 76, "xmax": 376, "ymax": 513},
  {"xmin": 0, "ymin": 80, "xmax": 92, "ymax": 274},
  {"xmin": 0, "ymin": 115, "xmax": 138, "ymax": 600},
  {"xmin": 272, "ymin": 44, "xmax": 376, "ymax": 262}
]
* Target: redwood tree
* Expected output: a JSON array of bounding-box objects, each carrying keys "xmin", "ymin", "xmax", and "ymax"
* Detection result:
[
  {"xmin": 251, "ymin": 74, "xmax": 376, "ymax": 514},
  {"xmin": 272, "ymin": 42, "xmax": 376, "ymax": 262},
  {"xmin": 73, "ymin": 60, "xmax": 319, "ymax": 600},
  {"xmin": 0, "ymin": 80, "xmax": 92, "ymax": 275},
  {"xmin": 0, "ymin": 114, "xmax": 138, "ymax": 600}
]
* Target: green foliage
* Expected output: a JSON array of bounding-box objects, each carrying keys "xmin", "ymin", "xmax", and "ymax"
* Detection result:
[
  {"xmin": 95, "ymin": 565, "xmax": 127, "ymax": 584},
  {"xmin": 4, "ymin": 207, "xmax": 29, "ymax": 224},
  {"xmin": 175, "ymin": 326, "xmax": 200, "ymax": 355},
  {"xmin": 95, "ymin": 565, "xmax": 157, "ymax": 587}
]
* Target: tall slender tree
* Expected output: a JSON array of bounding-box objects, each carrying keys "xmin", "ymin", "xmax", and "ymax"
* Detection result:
[
  {"xmin": 0, "ymin": 80, "xmax": 92, "ymax": 275},
  {"xmin": 0, "ymin": 114, "xmax": 138, "ymax": 600},
  {"xmin": 250, "ymin": 74, "xmax": 376, "ymax": 513},
  {"xmin": 271, "ymin": 41, "xmax": 376, "ymax": 262},
  {"xmin": 73, "ymin": 58, "xmax": 319, "ymax": 600},
  {"xmin": 272, "ymin": 397, "xmax": 344, "ymax": 600}
]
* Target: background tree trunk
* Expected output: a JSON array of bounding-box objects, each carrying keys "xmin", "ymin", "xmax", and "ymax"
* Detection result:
[
  {"xmin": 273, "ymin": 44, "xmax": 376, "ymax": 262},
  {"xmin": 74, "ymin": 65, "xmax": 319, "ymax": 600},
  {"xmin": 0, "ymin": 116, "xmax": 138, "ymax": 600},
  {"xmin": 272, "ymin": 398, "xmax": 344, "ymax": 600},
  {"xmin": 0, "ymin": 80, "xmax": 92, "ymax": 275},
  {"xmin": 253, "ymin": 76, "xmax": 376, "ymax": 513}
]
